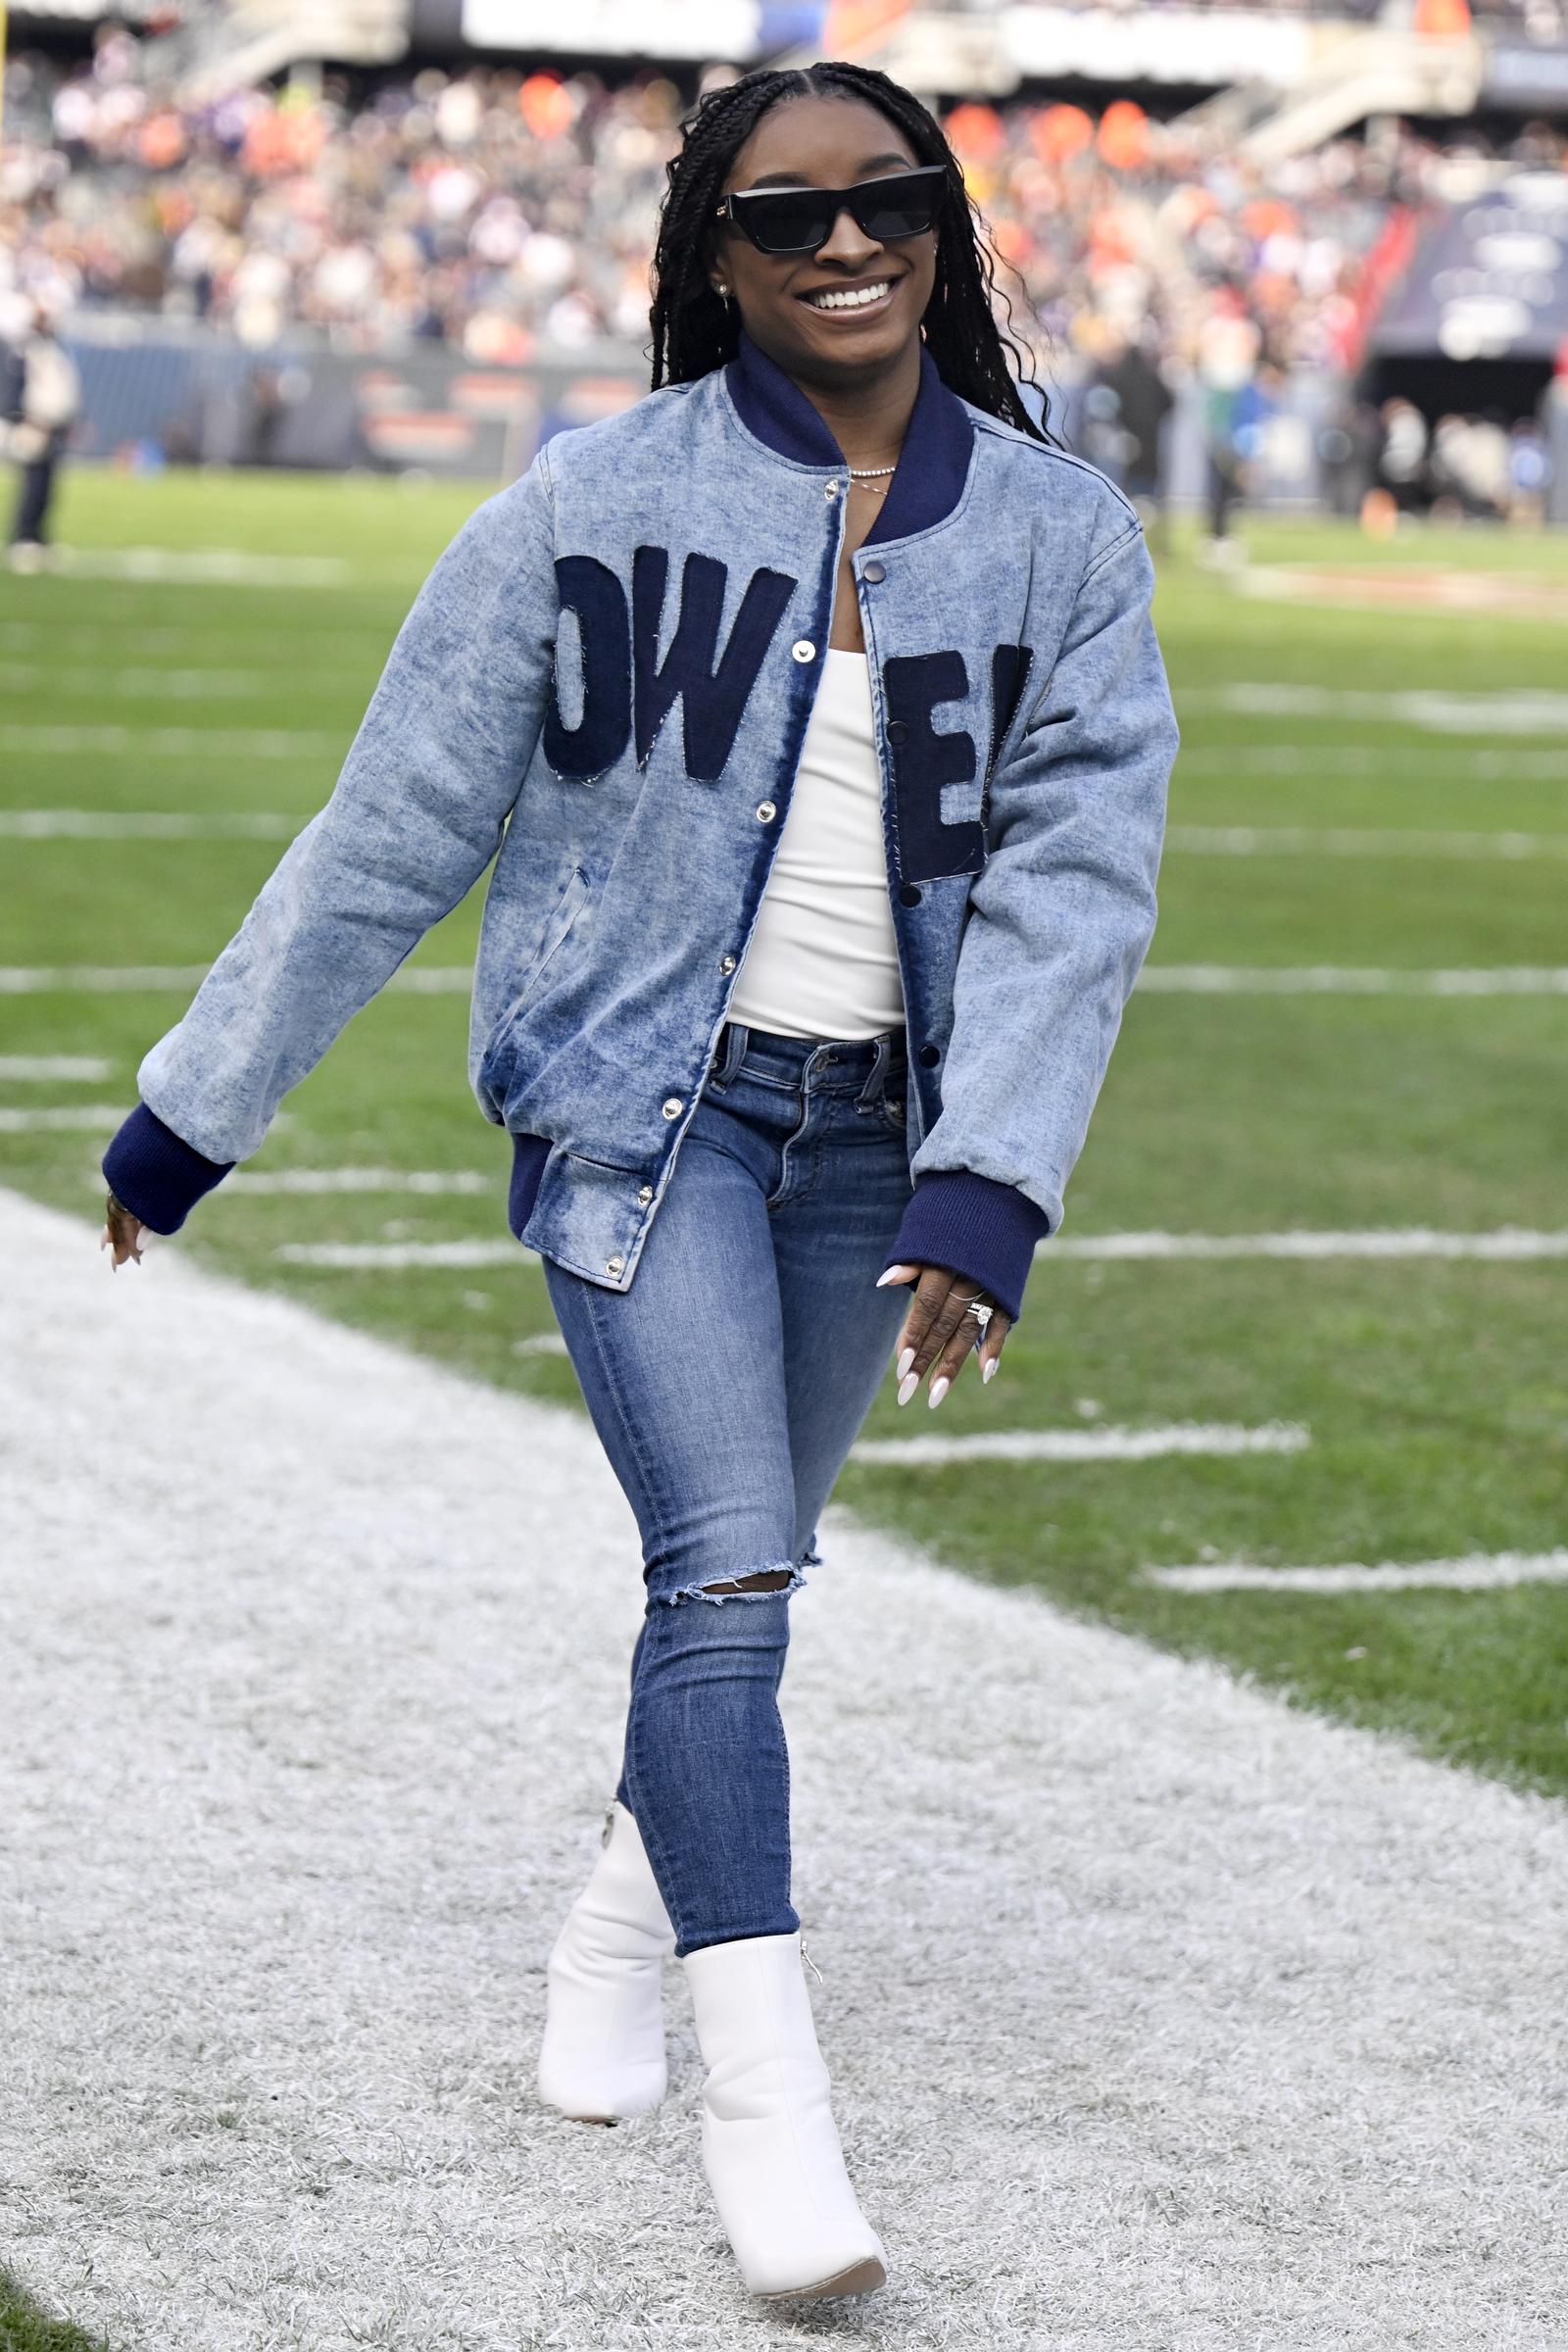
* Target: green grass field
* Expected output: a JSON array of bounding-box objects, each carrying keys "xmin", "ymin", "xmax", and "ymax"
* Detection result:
[{"xmin": 4, "ymin": 466, "xmax": 1565, "ymax": 1798}]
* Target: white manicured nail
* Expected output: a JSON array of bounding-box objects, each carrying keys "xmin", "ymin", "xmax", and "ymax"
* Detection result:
[
  {"xmin": 982, "ymin": 1356, "xmax": 997, "ymax": 1383},
  {"xmin": 896, "ymin": 1346, "xmax": 915, "ymax": 1379},
  {"xmin": 928, "ymin": 1375, "xmax": 949, "ymax": 1408},
  {"xmin": 897, "ymin": 1370, "xmax": 918, "ymax": 1406}
]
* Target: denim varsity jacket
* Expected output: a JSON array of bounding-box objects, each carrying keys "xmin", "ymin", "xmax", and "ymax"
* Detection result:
[{"xmin": 102, "ymin": 330, "xmax": 1179, "ymax": 1325}]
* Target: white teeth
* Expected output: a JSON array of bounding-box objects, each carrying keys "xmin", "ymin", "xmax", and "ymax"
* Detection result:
[{"xmin": 806, "ymin": 281, "xmax": 892, "ymax": 312}]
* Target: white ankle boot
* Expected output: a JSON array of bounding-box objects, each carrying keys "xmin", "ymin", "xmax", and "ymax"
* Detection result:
[
  {"xmin": 683, "ymin": 1930, "xmax": 887, "ymax": 2300},
  {"xmin": 537, "ymin": 1799, "xmax": 676, "ymax": 2122}
]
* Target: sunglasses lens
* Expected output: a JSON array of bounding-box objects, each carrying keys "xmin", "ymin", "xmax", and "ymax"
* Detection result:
[
  {"xmin": 735, "ymin": 192, "xmax": 833, "ymax": 254},
  {"xmin": 727, "ymin": 170, "xmax": 944, "ymax": 255},
  {"xmin": 855, "ymin": 175, "xmax": 943, "ymax": 241}
]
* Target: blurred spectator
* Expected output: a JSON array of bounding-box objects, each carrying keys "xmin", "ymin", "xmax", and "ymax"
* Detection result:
[
  {"xmin": 2, "ymin": 297, "xmax": 82, "ymax": 568},
  {"xmin": 5, "ymin": 33, "xmax": 1561, "ymax": 383}
]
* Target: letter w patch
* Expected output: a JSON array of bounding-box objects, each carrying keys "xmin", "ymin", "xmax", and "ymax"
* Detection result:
[{"xmin": 632, "ymin": 547, "xmax": 796, "ymax": 782}]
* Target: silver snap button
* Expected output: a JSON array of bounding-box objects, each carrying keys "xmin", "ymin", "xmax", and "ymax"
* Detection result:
[
  {"xmin": 637, "ymin": 1185, "xmax": 653, "ymax": 1206},
  {"xmin": 824, "ymin": 481, "xmax": 841, "ymax": 500},
  {"xmin": 755, "ymin": 800, "xmax": 776, "ymax": 823},
  {"xmin": 719, "ymin": 953, "xmax": 737, "ymax": 974},
  {"xmin": 662, "ymin": 1095, "xmax": 683, "ymax": 1119},
  {"xmin": 791, "ymin": 640, "xmax": 816, "ymax": 663},
  {"xmin": 861, "ymin": 559, "xmax": 886, "ymax": 583},
  {"xmin": 606, "ymin": 1255, "xmax": 624, "ymax": 1277}
]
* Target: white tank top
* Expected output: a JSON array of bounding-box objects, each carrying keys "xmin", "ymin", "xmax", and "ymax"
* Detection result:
[{"xmin": 727, "ymin": 649, "xmax": 906, "ymax": 1040}]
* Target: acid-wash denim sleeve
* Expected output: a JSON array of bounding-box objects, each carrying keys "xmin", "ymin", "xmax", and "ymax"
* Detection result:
[
  {"xmin": 104, "ymin": 456, "xmax": 560, "ymax": 1229},
  {"xmin": 885, "ymin": 511, "xmax": 1178, "ymax": 1319}
]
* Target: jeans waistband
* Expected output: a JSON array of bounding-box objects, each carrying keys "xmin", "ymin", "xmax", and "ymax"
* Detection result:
[{"xmin": 714, "ymin": 1020, "xmax": 907, "ymax": 1100}]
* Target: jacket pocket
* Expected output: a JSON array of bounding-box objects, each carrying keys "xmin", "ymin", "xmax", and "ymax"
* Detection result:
[{"xmin": 481, "ymin": 862, "xmax": 589, "ymax": 1091}]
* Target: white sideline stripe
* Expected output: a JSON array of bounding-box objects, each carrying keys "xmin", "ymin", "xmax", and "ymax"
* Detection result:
[
  {"xmin": 0, "ymin": 1103, "xmax": 127, "ymax": 1133},
  {"xmin": 513, "ymin": 1332, "xmax": 569, "ymax": 1357},
  {"xmin": 7, "ymin": 1181, "xmax": 1566, "ymax": 2352},
  {"xmin": 0, "ymin": 964, "xmax": 471, "ymax": 994},
  {"xmin": 1140, "ymin": 966, "xmax": 1568, "ymax": 996},
  {"xmin": 0, "ymin": 725, "xmax": 339, "ymax": 758},
  {"xmin": 1046, "ymin": 1227, "xmax": 1568, "ymax": 1261},
  {"xmin": 1181, "ymin": 684, "xmax": 1568, "ymax": 735},
  {"xmin": 1166, "ymin": 825, "xmax": 1568, "ymax": 860},
  {"xmin": 0, "ymin": 1055, "xmax": 113, "ymax": 1080},
  {"xmin": 274, "ymin": 1240, "xmax": 532, "ymax": 1269},
  {"xmin": 42, "ymin": 547, "xmax": 350, "ymax": 585},
  {"xmin": 1149, "ymin": 1549, "xmax": 1568, "ymax": 1594},
  {"xmin": 0, "ymin": 809, "xmax": 301, "ymax": 840},
  {"xmin": 852, "ymin": 1421, "xmax": 1309, "ymax": 1467}
]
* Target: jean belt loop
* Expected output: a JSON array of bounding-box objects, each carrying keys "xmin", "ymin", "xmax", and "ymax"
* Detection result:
[
  {"xmin": 717, "ymin": 1020, "xmax": 748, "ymax": 1087},
  {"xmin": 857, "ymin": 1030, "xmax": 890, "ymax": 1112}
]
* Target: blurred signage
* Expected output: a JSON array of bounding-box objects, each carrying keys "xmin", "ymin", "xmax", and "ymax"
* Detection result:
[
  {"xmin": 1483, "ymin": 42, "xmax": 1568, "ymax": 107},
  {"xmin": 1001, "ymin": 4, "xmax": 1312, "ymax": 88},
  {"xmin": 462, "ymin": 0, "xmax": 764, "ymax": 54},
  {"xmin": 1374, "ymin": 174, "xmax": 1568, "ymax": 361}
]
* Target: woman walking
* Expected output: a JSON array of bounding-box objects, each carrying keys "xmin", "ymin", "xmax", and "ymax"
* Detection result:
[{"xmin": 100, "ymin": 62, "xmax": 1178, "ymax": 2307}]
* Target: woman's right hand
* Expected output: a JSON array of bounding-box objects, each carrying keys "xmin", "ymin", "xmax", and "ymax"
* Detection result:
[{"xmin": 101, "ymin": 1191, "xmax": 146, "ymax": 1269}]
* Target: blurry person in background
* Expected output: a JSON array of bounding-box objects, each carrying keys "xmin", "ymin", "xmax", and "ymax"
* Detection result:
[
  {"xmin": 1195, "ymin": 285, "xmax": 1261, "ymax": 564},
  {"xmin": 2, "ymin": 299, "xmax": 82, "ymax": 571},
  {"xmin": 1377, "ymin": 396, "xmax": 1430, "ymax": 514},
  {"xmin": 1507, "ymin": 417, "xmax": 1550, "ymax": 528},
  {"xmin": 1085, "ymin": 325, "xmax": 1174, "ymax": 549}
]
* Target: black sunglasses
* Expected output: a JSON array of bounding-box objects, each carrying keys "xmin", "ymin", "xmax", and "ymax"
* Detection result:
[{"xmin": 713, "ymin": 165, "xmax": 948, "ymax": 257}]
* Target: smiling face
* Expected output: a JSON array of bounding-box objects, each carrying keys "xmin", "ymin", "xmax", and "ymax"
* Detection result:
[{"xmin": 709, "ymin": 94, "xmax": 939, "ymax": 390}]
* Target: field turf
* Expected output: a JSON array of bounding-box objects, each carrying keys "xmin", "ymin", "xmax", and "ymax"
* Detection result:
[{"xmin": 3, "ymin": 466, "xmax": 1565, "ymax": 1797}]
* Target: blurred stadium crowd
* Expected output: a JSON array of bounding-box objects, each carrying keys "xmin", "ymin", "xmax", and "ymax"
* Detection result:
[{"xmin": 2, "ymin": 25, "xmax": 1562, "ymax": 381}]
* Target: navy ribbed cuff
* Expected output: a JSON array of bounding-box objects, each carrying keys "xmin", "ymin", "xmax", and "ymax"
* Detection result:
[
  {"xmin": 102, "ymin": 1102, "xmax": 234, "ymax": 1234},
  {"xmin": 883, "ymin": 1170, "xmax": 1051, "ymax": 1325}
]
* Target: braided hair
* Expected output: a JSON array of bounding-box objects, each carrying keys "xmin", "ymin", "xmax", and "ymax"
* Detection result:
[{"xmin": 648, "ymin": 62, "xmax": 1051, "ymax": 444}]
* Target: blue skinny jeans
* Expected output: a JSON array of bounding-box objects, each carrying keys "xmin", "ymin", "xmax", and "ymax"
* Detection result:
[{"xmin": 543, "ymin": 1020, "xmax": 914, "ymax": 1957}]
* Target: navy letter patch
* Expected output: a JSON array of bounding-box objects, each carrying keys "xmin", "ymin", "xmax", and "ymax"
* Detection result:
[
  {"xmin": 544, "ymin": 555, "xmax": 631, "ymax": 781},
  {"xmin": 632, "ymin": 547, "xmax": 796, "ymax": 782}
]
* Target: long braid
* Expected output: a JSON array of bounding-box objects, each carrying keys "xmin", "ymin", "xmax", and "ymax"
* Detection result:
[{"xmin": 648, "ymin": 62, "xmax": 1053, "ymax": 445}]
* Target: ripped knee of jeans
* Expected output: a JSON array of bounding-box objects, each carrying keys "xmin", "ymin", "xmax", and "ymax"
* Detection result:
[{"xmin": 659, "ymin": 1557, "xmax": 808, "ymax": 1606}]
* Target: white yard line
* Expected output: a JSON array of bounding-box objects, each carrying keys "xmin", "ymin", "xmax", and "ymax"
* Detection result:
[
  {"xmin": 3, "ymin": 1184, "xmax": 1564, "ymax": 2352},
  {"xmin": 1166, "ymin": 825, "xmax": 1568, "ymax": 860},
  {"xmin": 0, "ymin": 1055, "xmax": 113, "ymax": 1081},
  {"xmin": 8, "ymin": 962, "xmax": 1565, "ymax": 1002},
  {"xmin": 0, "ymin": 809, "xmax": 301, "ymax": 839},
  {"xmin": 274, "ymin": 1239, "xmax": 527, "ymax": 1269},
  {"xmin": 1149, "ymin": 1549, "xmax": 1568, "ymax": 1594},
  {"xmin": 0, "ymin": 725, "xmax": 340, "ymax": 758},
  {"xmin": 0, "ymin": 964, "xmax": 470, "ymax": 993},
  {"xmin": 0, "ymin": 1103, "xmax": 131, "ymax": 1133},
  {"xmin": 1180, "ymin": 684, "xmax": 1568, "ymax": 734},
  {"xmin": 227, "ymin": 1168, "xmax": 493, "ymax": 1197},
  {"xmin": 851, "ymin": 1421, "xmax": 1308, "ymax": 1467},
  {"xmin": 1048, "ymin": 1227, "xmax": 1568, "ymax": 1260},
  {"xmin": 1139, "ymin": 965, "xmax": 1568, "ymax": 996},
  {"xmin": 41, "ymin": 547, "xmax": 351, "ymax": 586},
  {"xmin": 0, "ymin": 664, "xmax": 313, "ymax": 698},
  {"xmin": 1176, "ymin": 745, "xmax": 1568, "ymax": 776}
]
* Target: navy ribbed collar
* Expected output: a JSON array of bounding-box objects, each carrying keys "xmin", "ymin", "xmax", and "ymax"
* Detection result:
[{"xmin": 725, "ymin": 327, "xmax": 974, "ymax": 547}]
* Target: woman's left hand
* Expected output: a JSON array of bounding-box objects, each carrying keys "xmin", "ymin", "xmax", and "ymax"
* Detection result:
[{"xmin": 877, "ymin": 1263, "xmax": 1011, "ymax": 1407}]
